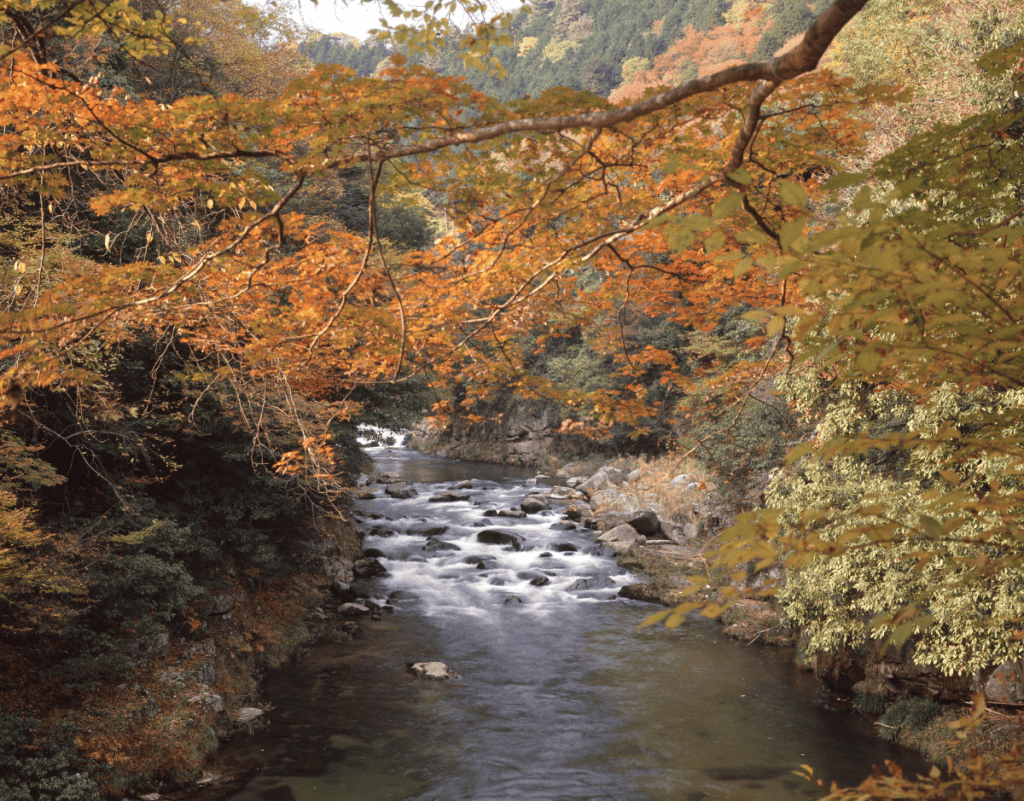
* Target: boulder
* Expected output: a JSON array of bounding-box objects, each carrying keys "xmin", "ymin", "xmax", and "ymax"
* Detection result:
[
  {"xmin": 422, "ymin": 539, "xmax": 461, "ymax": 552},
  {"xmin": 563, "ymin": 503, "xmax": 590, "ymax": 521},
  {"xmin": 330, "ymin": 581, "xmax": 359, "ymax": 602},
  {"xmin": 385, "ymin": 483, "xmax": 418, "ymax": 499},
  {"xmin": 408, "ymin": 661, "xmax": 461, "ymax": 680},
  {"xmin": 618, "ymin": 583, "xmax": 663, "ymax": 603},
  {"xmin": 550, "ymin": 542, "xmax": 579, "ymax": 553},
  {"xmin": 339, "ymin": 603, "xmax": 370, "ymax": 617},
  {"xmin": 353, "ymin": 557, "xmax": 389, "ymax": 578},
  {"xmin": 578, "ymin": 467, "xmax": 624, "ymax": 495},
  {"xmin": 569, "ymin": 576, "xmax": 617, "ymax": 591},
  {"xmin": 625, "ymin": 509, "xmax": 661, "ymax": 537},
  {"xmin": 366, "ymin": 524, "xmax": 396, "ymax": 538},
  {"xmin": 362, "ymin": 548, "xmax": 388, "ymax": 559},
  {"xmin": 556, "ymin": 461, "xmax": 586, "ymax": 478},
  {"xmin": 521, "ymin": 495, "xmax": 551, "ymax": 513},
  {"xmin": 429, "ymin": 492, "xmax": 471, "ymax": 503},
  {"xmin": 387, "ymin": 590, "xmax": 419, "ymax": 602},
  {"xmin": 985, "ymin": 661, "xmax": 1024, "ymax": 704},
  {"xmin": 477, "ymin": 529, "xmax": 525, "ymax": 551},
  {"xmin": 529, "ymin": 576, "xmax": 550, "ymax": 587},
  {"xmin": 597, "ymin": 523, "xmax": 642, "ymax": 545},
  {"xmin": 504, "ymin": 595, "xmax": 524, "ymax": 605},
  {"xmin": 455, "ymin": 480, "xmax": 474, "ymax": 489},
  {"xmin": 356, "ymin": 491, "xmax": 376, "ymax": 500},
  {"xmin": 411, "ymin": 525, "xmax": 449, "ymax": 538},
  {"xmin": 497, "ymin": 509, "xmax": 527, "ymax": 519}
]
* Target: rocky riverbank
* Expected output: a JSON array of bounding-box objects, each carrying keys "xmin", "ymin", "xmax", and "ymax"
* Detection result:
[{"xmin": 553, "ymin": 459, "xmax": 1024, "ymax": 790}]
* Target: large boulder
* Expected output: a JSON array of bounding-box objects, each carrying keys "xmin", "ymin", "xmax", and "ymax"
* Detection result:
[
  {"xmin": 625, "ymin": 509, "xmax": 661, "ymax": 537},
  {"xmin": 353, "ymin": 557, "xmax": 389, "ymax": 578},
  {"xmin": 596, "ymin": 523, "xmax": 643, "ymax": 557},
  {"xmin": 985, "ymin": 661, "xmax": 1024, "ymax": 704},
  {"xmin": 577, "ymin": 467, "xmax": 624, "ymax": 496},
  {"xmin": 429, "ymin": 491, "xmax": 471, "ymax": 503},
  {"xmin": 477, "ymin": 529, "xmax": 525, "ymax": 551},
  {"xmin": 408, "ymin": 661, "xmax": 461, "ymax": 680},
  {"xmin": 385, "ymin": 483, "xmax": 418, "ymax": 499},
  {"xmin": 521, "ymin": 495, "xmax": 551, "ymax": 513}
]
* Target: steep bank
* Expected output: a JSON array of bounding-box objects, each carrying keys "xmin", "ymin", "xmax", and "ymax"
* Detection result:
[
  {"xmin": 0, "ymin": 513, "xmax": 361, "ymax": 800},
  {"xmin": 407, "ymin": 400, "xmax": 562, "ymax": 467}
]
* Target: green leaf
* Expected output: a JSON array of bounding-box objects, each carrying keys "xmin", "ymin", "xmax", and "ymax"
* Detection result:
[
  {"xmin": 778, "ymin": 181, "xmax": 807, "ymax": 208},
  {"xmin": 779, "ymin": 219, "xmax": 804, "ymax": 251},
  {"xmin": 713, "ymin": 193, "xmax": 743, "ymax": 220}
]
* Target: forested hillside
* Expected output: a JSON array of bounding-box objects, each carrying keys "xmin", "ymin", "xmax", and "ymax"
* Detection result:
[
  {"xmin": 1, "ymin": 0, "xmax": 1024, "ymax": 798},
  {"xmin": 304, "ymin": 0, "xmax": 831, "ymax": 101}
]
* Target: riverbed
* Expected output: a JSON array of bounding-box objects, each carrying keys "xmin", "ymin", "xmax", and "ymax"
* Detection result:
[{"xmin": 213, "ymin": 446, "xmax": 926, "ymax": 801}]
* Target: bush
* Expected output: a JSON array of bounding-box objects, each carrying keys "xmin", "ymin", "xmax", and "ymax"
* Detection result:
[
  {"xmin": 0, "ymin": 716, "xmax": 100, "ymax": 801},
  {"xmin": 877, "ymin": 697, "xmax": 943, "ymax": 742}
]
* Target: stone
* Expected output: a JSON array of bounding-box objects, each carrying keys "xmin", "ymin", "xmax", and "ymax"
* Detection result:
[
  {"xmin": 550, "ymin": 522, "xmax": 577, "ymax": 531},
  {"xmin": 504, "ymin": 595, "xmax": 524, "ymax": 605},
  {"xmin": 618, "ymin": 583, "xmax": 664, "ymax": 603},
  {"xmin": 408, "ymin": 661, "xmax": 461, "ymax": 680},
  {"xmin": 356, "ymin": 491, "xmax": 376, "ymax": 500},
  {"xmin": 339, "ymin": 603, "xmax": 370, "ymax": 616},
  {"xmin": 385, "ymin": 483, "xmax": 418, "ymax": 499},
  {"xmin": 422, "ymin": 539, "xmax": 461, "ymax": 552},
  {"xmin": 455, "ymin": 480, "xmax": 474, "ymax": 489},
  {"xmin": 362, "ymin": 548, "xmax": 388, "ymax": 559},
  {"xmin": 330, "ymin": 581, "xmax": 359, "ymax": 602},
  {"xmin": 550, "ymin": 542, "xmax": 579, "ymax": 552},
  {"xmin": 388, "ymin": 590, "xmax": 419, "ymax": 602},
  {"xmin": 477, "ymin": 529, "xmax": 525, "ymax": 551},
  {"xmin": 625, "ymin": 509, "xmax": 661, "ymax": 537},
  {"xmin": 985, "ymin": 661, "xmax": 1024, "ymax": 704},
  {"xmin": 564, "ymin": 503, "xmax": 590, "ymax": 521},
  {"xmin": 529, "ymin": 576, "xmax": 550, "ymax": 587},
  {"xmin": 411, "ymin": 525, "xmax": 449, "ymax": 538},
  {"xmin": 366, "ymin": 524, "xmax": 396, "ymax": 538},
  {"xmin": 520, "ymin": 496, "xmax": 551, "ymax": 513},
  {"xmin": 429, "ymin": 491, "xmax": 471, "ymax": 503},
  {"xmin": 353, "ymin": 557, "xmax": 388, "ymax": 578},
  {"xmin": 625, "ymin": 469, "xmax": 641, "ymax": 483},
  {"xmin": 568, "ymin": 576, "xmax": 617, "ymax": 591},
  {"xmin": 497, "ymin": 509, "xmax": 527, "ymax": 519},
  {"xmin": 141, "ymin": 794, "xmax": 161, "ymax": 801},
  {"xmin": 208, "ymin": 593, "xmax": 235, "ymax": 615},
  {"xmin": 234, "ymin": 707, "xmax": 264, "ymax": 725},
  {"xmin": 556, "ymin": 461, "xmax": 586, "ymax": 478},
  {"xmin": 596, "ymin": 523, "xmax": 641, "ymax": 545}
]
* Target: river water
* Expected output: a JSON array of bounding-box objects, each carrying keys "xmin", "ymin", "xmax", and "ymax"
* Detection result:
[{"xmin": 216, "ymin": 445, "xmax": 926, "ymax": 801}]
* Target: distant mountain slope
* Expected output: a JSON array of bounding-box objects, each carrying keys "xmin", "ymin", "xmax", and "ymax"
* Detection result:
[{"xmin": 303, "ymin": 0, "xmax": 830, "ymax": 102}]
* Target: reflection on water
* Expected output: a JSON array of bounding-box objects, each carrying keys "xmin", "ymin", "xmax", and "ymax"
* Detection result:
[{"xmin": 216, "ymin": 448, "xmax": 928, "ymax": 801}]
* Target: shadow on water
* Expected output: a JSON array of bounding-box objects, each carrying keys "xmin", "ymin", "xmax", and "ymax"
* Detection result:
[{"xmin": 205, "ymin": 447, "xmax": 929, "ymax": 801}]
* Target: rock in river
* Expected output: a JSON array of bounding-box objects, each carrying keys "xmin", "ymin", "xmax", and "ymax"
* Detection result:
[
  {"xmin": 477, "ymin": 529, "xmax": 525, "ymax": 551},
  {"xmin": 408, "ymin": 661, "xmax": 461, "ymax": 680}
]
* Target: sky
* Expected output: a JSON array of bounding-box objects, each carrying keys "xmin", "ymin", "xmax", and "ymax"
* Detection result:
[{"xmin": 288, "ymin": 0, "xmax": 397, "ymax": 39}]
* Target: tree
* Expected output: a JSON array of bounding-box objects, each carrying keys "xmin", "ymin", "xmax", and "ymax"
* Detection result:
[{"xmin": 19, "ymin": 0, "xmax": 1024, "ymax": 793}]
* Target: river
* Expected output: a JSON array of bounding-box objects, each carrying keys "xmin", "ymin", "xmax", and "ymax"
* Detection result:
[{"xmin": 212, "ymin": 445, "xmax": 926, "ymax": 801}]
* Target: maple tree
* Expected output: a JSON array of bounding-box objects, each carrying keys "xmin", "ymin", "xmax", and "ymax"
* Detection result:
[{"xmin": 8, "ymin": 0, "xmax": 1024, "ymax": 796}]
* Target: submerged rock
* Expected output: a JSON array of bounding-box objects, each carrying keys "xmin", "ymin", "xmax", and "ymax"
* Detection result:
[{"xmin": 408, "ymin": 661, "xmax": 461, "ymax": 680}]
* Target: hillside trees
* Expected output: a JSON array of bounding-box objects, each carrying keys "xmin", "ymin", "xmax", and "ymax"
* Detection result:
[{"xmin": 13, "ymin": 0, "xmax": 1023, "ymax": 792}]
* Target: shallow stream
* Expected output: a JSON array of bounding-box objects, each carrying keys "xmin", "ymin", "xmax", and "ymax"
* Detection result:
[{"xmin": 216, "ymin": 446, "xmax": 926, "ymax": 801}]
